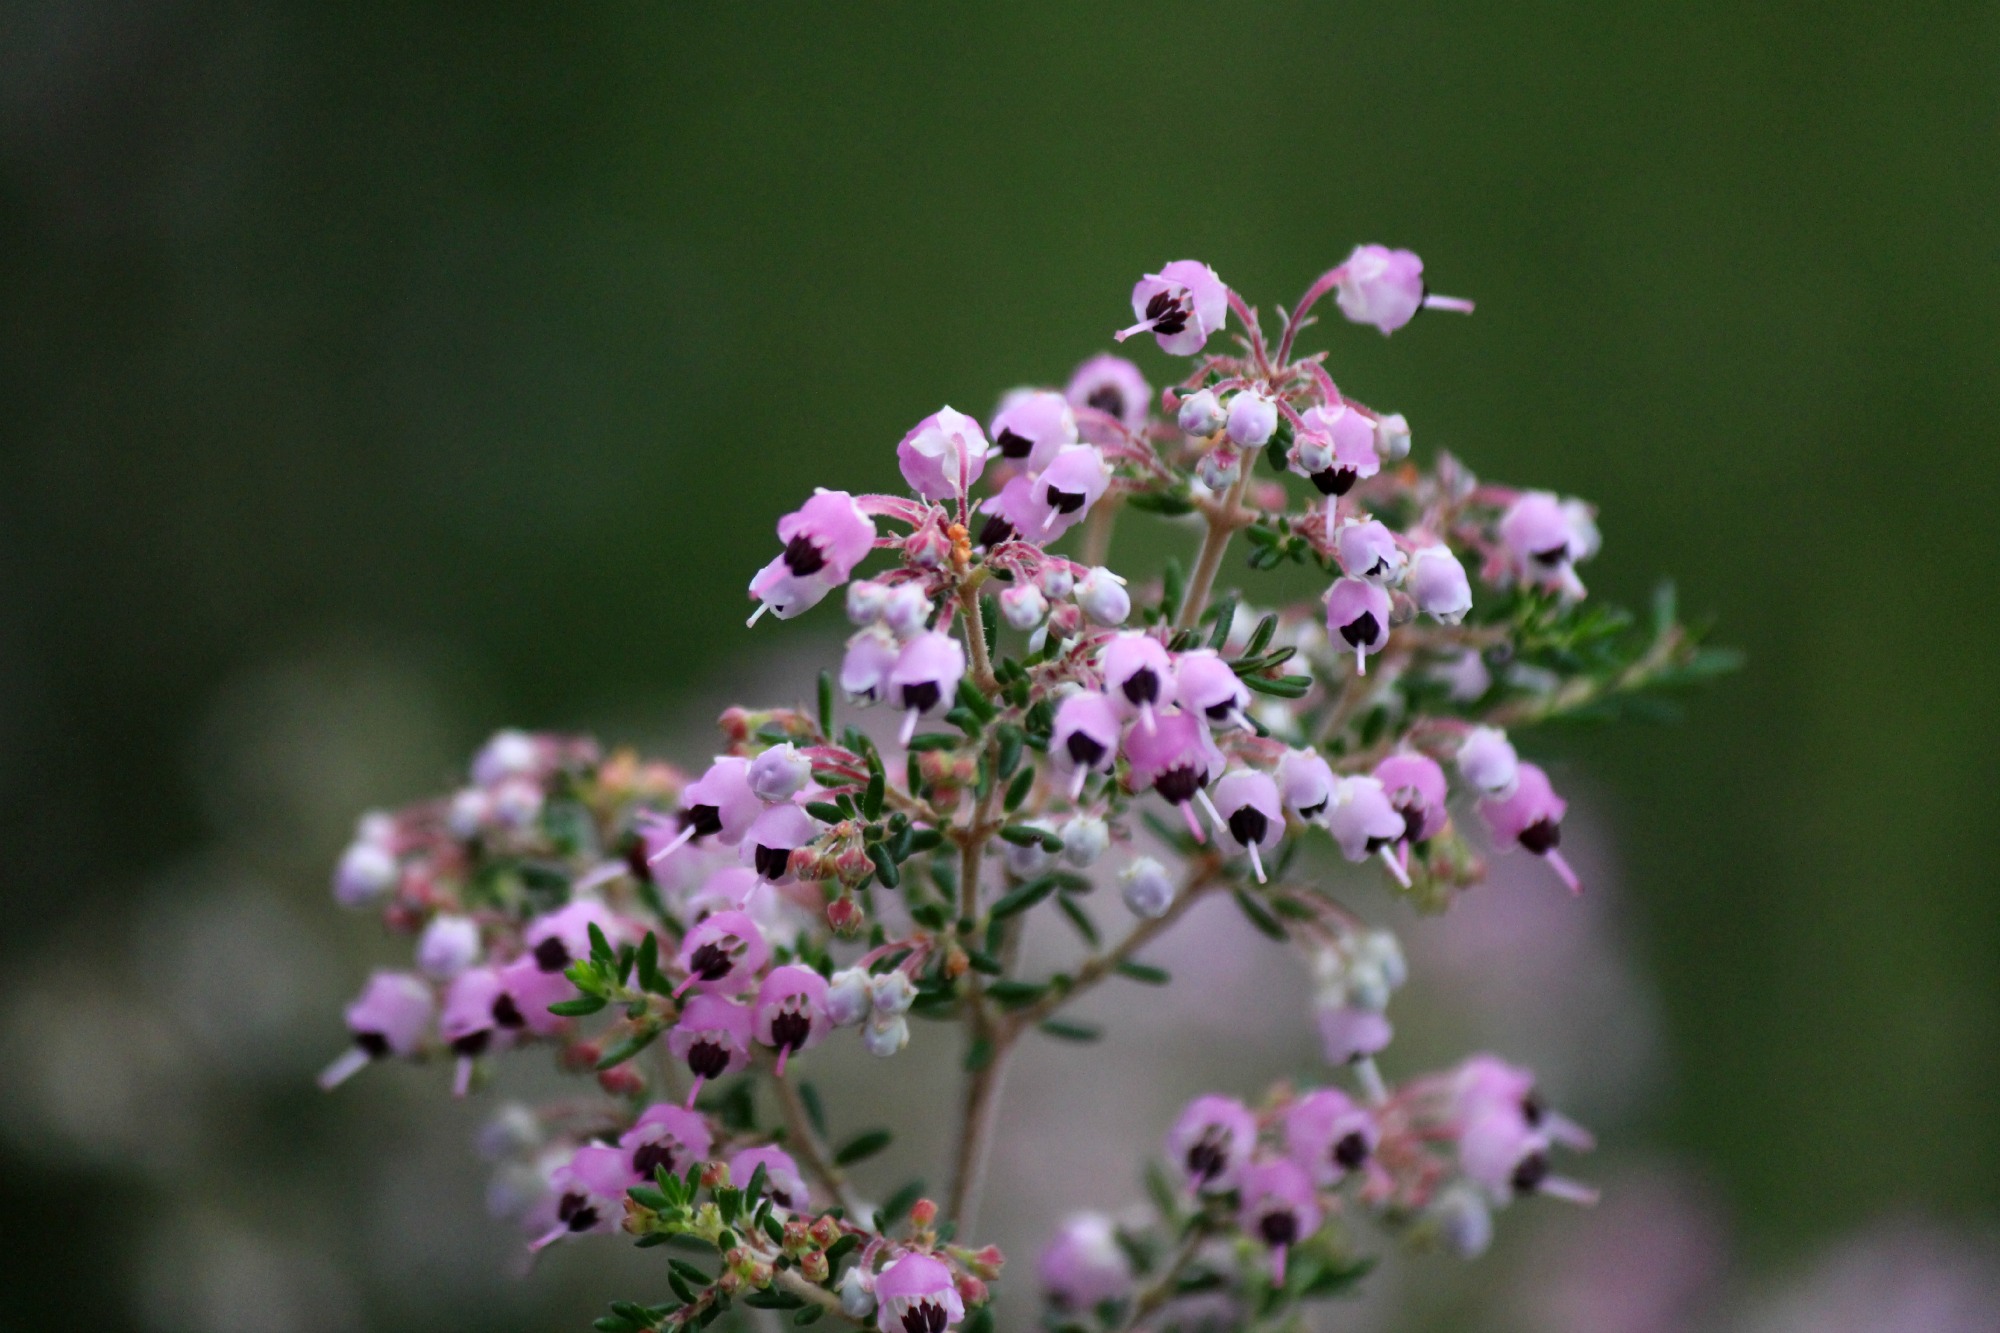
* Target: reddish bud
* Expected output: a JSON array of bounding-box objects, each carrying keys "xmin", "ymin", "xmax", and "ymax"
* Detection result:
[
  {"xmin": 826, "ymin": 896, "xmax": 865, "ymax": 937},
  {"xmin": 596, "ymin": 1064, "xmax": 646, "ymax": 1098},
  {"xmin": 910, "ymin": 1198, "xmax": 939, "ymax": 1229}
]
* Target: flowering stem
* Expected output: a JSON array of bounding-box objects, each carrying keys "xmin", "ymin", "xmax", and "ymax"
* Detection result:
[
  {"xmin": 945, "ymin": 1038, "xmax": 1013, "ymax": 1235},
  {"xmin": 957, "ymin": 575, "xmax": 997, "ymax": 694},
  {"xmin": 1175, "ymin": 467, "xmax": 1257, "ymax": 633},
  {"xmin": 771, "ymin": 1070, "xmax": 855, "ymax": 1214},
  {"xmin": 772, "ymin": 1269, "xmax": 855, "ymax": 1324},
  {"xmin": 1005, "ymin": 869, "xmax": 1220, "ymax": 1034},
  {"xmin": 1122, "ymin": 1218, "xmax": 1215, "ymax": 1328}
]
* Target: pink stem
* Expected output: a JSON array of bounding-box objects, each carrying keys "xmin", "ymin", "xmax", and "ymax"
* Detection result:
[{"xmin": 1276, "ymin": 264, "xmax": 1348, "ymax": 367}]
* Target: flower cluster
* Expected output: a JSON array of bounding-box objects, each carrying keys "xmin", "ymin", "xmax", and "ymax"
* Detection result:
[{"xmin": 320, "ymin": 245, "xmax": 1727, "ymax": 1332}]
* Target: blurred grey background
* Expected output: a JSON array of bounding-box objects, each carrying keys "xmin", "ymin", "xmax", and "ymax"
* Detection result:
[{"xmin": 3, "ymin": 2, "xmax": 1997, "ymax": 1330}]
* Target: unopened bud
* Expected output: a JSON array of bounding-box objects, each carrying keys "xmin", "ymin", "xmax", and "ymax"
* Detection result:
[
  {"xmin": 909, "ymin": 1198, "xmax": 938, "ymax": 1229},
  {"xmin": 1177, "ymin": 387, "xmax": 1227, "ymax": 437}
]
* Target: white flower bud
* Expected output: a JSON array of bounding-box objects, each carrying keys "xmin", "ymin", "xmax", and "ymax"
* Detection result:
[
  {"xmin": 825, "ymin": 968, "xmax": 873, "ymax": 1027},
  {"xmin": 1431, "ymin": 1183, "xmax": 1494, "ymax": 1258},
  {"xmin": 1000, "ymin": 583, "xmax": 1049, "ymax": 631},
  {"xmin": 1374, "ymin": 412, "xmax": 1412, "ymax": 463},
  {"xmin": 1059, "ymin": 815, "xmax": 1109, "ymax": 868},
  {"xmin": 446, "ymin": 788, "xmax": 489, "ymax": 839},
  {"xmin": 839, "ymin": 1264, "xmax": 877, "ymax": 1318},
  {"xmin": 1120, "ymin": 856, "xmax": 1175, "ymax": 920},
  {"xmin": 1039, "ymin": 564, "xmax": 1074, "ymax": 601},
  {"xmin": 846, "ymin": 579, "xmax": 889, "ymax": 625},
  {"xmin": 476, "ymin": 1102, "xmax": 543, "ymax": 1161},
  {"xmin": 747, "ymin": 743, "xmax": 812, "ymax": 804},
  {"xmin": 1456, "ymin": 726, "xmax": 1519, "ymax": 797},
  {"xmin": 1196, "ymin": 446, "xmax": 1241, "ymax": 492},
  {"xmin": 1076, "ymin": 567, "xmax": 1131, "ymax": 626},
  {"xmin": 1003, "ymin": 820, "xmax": 1057, "ymax": 879},
  {"xmin": 1177, "ymin": 387, "xmax": 1226, "ymax": 437},
  {"xmin": 1224, "ymin": 391, "xmax": 1277, "ymax": 447},
  {"xmin": 416, "ymin": 913, "xmax": 482, "ymax": 980},
  {"xmin": 333, "ymin": 840, "xmax": 398, "ymax": 908},
  {"xmin": 881, "ymin": 583, "xmax": 933, "ymax": 639},
  {"xmin": 870, "ymin": 970, "xmax": 916, "ymax": 1016},
  {"xmin": 862, "ymin": 1013, "xmax": 910, "ymax": 1057}
]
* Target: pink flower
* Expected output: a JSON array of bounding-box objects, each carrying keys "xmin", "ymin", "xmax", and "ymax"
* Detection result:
[
  {"xmin": 674, "ymin": 757, "xmax": 765, "ymax": 849},
  {"xmin": 1051, "ymin": 691, "xmax": 1121, "ymax": 798},
  {"xmin": 1316, "ymin": 1003, "xmax": 1392, "ymax": 1064},
  {"xmin": 1500, "ymin": 491, "xmax": 1591, "ymax": 596},
  {"xmin": 1237, "ymin": 1158, "xmax": 1324, "ymax": 1282},
  {"xmin": 318, "ymin": 971, "xmax": 435, "ymax": 1090},
  {"xmin": 1335, "ymin": 518, "xmax": 1405, "ymax": 584},
  {"xmin": 1374, "ymin": 752, "xmax": 1449, "ymax": 844},
  {"xmin": 989, "ymin": 390, "xmax": 1078, "ymax": 471},
  {"xmin": 1478, "ymin": 761, "xmax": 1580, "ymax": 892},
  {"xmin": 440, "ymin": 965, "xmax": 512, "ymax": 1072},
  {"xmin": 1277, "ymin": 748, "xmax": 1337, "ymax": 823},
  {"xmin": 524, "ymin": 900, "xmax": 633, "ymax": 975},
  {"xmin": 1018, "ymin": 444, "xmax": 1111, "ymax": 541},
  {"xmin": 332, "ymin": 834, "xmax": 398, "ymax": 908},
  {"xmin": 1122, "ymin": 708, "xmax": 1222, "ymax": 842},
  {"xmin": 1166, "ymin": 1095, "xmax": 1258, "ymax": 1193},
  {"xmin": 740, "ymin": 802, "xmax": 822, "ymax": 885},
  {"xmin": 876, "ymin": 1252, "xmax": 966, "ymax": 1333},
  {"xmin": 1283, "ymin": 1088, "xmax": 1378, "ymax": 1187},
  {"xmin": 1451, "ymin": 1056, "xmax": 1594, "ymax": 1204},
  {"xmin": 1295, "ymin": 402, "xmax": 1382, "ymax": 498},
  {"xmin": 748, "ymin": 489, "xmax": 877, "ymax": 625},
  {"xmin": 888, "ymin": 631, "xmax": 968, "ymax": 745},
  {"xmin": 1326, "ymin": 776, "xmax": 1410, "ymax": 885},
  {"xmin": 1225, "ymin": 391, "xmax": 1278, "ymax": 448},
  {"xmin": 748, "ymin": 742, "xmax": 814, "ymax": 804},
  {"xmin": 496, "ymin": 956, "xmax": 575, "ymax": 1036},
  {"xmin": 674, "ymin": 909, "xmax": 770, "ymax": 996},
  {"xmin": 1175, "ymin": 648, "xmax": 1251, "ymax": 731},
  {"xmin": 1334, "ymin": 244, "xmax": 1473, "ymax": 335},
  {"xmin": 1456, "ymin": 726, "xmax": 1519, "ymax": 797},
  {"xmin": 1211, "ymin": 769, "xmax": 1283, "ymax": 882},
  {"xmin": 1065, "ymin": 354, "xmax": 1151, "ymax": 436},
  {"xmin": 728, "ymin": 1144, "xmax": 810, "ymax": 1210},
  {"xmin": 667, "ymin": 994, "xmax": 753, "ymax": 1105},
  {"xmin": 1325, "ymin": 577, "xmax": 1392, "ymax": 674},
  {"xmin": 1100, "ymin": 632, "xmax": 1177, "ymax": 732},
  {"xmin": 416, "ymin": 914, "xmax": 481, "ymax": 980},
  {"xmin": 840, "ymin": 626, "xmax": 903, "ymax": 704},
  {"xmin": 531, "ymin": 1143, "xmax": 639, "ymax": 1249},
  {"xmin": 619, "ymin": 1101, "xmax": 715, "ymax": 1181},
  {"xmin": 897, "ymin": 407, "xmax": 989, "ymax": 502},
  {"xmin": 1115, "ymin": 260, "xmax": 1229, "ymax": 356},
  {"xmin": 753, "ymin": 964, "xmax": 832, "ymax": 1076},
  {"xmin": 1037, "ymin": 1213, "xmax": 1134, "ymax": 1310}
]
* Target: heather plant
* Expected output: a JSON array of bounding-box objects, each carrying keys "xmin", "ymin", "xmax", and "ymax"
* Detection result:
[{"xmin": 322, "ymin": 247, "xmax": 1731, "ymax": 1333}]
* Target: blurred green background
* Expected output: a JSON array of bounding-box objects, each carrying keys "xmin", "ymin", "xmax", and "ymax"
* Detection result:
[{"xmin": 3, "ymin": 2, "xmax": 1996, "ymax": 1328}]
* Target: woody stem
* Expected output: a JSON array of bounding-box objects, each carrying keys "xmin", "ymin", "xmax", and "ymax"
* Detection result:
[{"xmin": 1176, "ymin": 466, "xmax": 1257, "ymax": 633}]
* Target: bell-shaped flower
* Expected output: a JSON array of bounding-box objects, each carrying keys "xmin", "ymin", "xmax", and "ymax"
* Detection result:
[
  {"xmin": 1325, "ymin": 577, "xmax": 1392, "ymax": 675},
  {"xmin": 1037, "ymin": 1213, "xmax": 1134, "ymax": 1311},
  {"xmin": 1166, "ymin": 1094, "xmax": 1258, "ymax": 1193},
  {"xmin": 524, "ymin": 899, "xmax": 632, "ymax": 975},
  {"xmin": 863, "ymin": 1012, "xmax": 911, "ymax": 1057},
  {"xmin": 1119, "ymin": 856, "xmax": 1176, "ymax": 919},
  {"xmin": 1122, "ymin": 709, "xmax": 1222, "ymax": 843},
  {"xmin": 825, "ymin": 967, "xmax": 873, "ymax": 1028},
  {"xmin": 1224, "ymin": 391, "xmax": 1277, "ymax": 448},
  {"xmin": 1335, "ymin": 519, "xmax": 1405, "ymax": 584},
  {"xmin": 440, "ymin": 965, "xmax": 513, "ymax": 1093},
  {"xmin": 1430, "ymin": 1183, "xmax": 1495, "ymax": 1258},
  {"xmin": 416, "ymin": 914, "xmax": 482, "ymax": 981},
  {"xmin": 1059, "ymin": 814, "xmax": 1109, "ymax": 868},
  {"xmin": 1236, "ymin": 1158, "xmax": 1324, "ymax": 1284},
  {"xmin": 1374, "ymin": 752, "xmax": 1449, "ymax": 845},
  {"xmin": 1374, "ymin": 412, "xmax": 1412, "ymax": 463},
  {"xmin": 1019, "ymin": 444, "xmax": 1111, "ymax": 542},
  {"xmin": 1295, "ymin": 403, "xmax": 1380, "ymax": 497},
  {"xmin": 530, "ymin": 1143, "xmax": 639, "ymax": 1250},
  {"xmin": 754, "ymin": 964, "xmax": 832, "ymax": 1076},
  {"xmin": 1277, "ymin": 748, "xmax": 1337, "ymax": 823},
  {"xmin": 471, "ymin": 730, "xmax": 543, "ymax": 787},
  {"xmin": 666, "ymin": 993, "xmax": 752, "ymax": 1105},
  {"xmin": 1075, "ymin": 566, "xmax": 1131, "ymax": 625},
  {"xmin": 1455, "ymin": 726, "xmax": 1519, "ymax": 797},
  {"xmin": 989, "ymin": 389, "xmax": 1078, "ymax": 471},
  {"xmin": 999, "ymin": 582, "xmax": 1047, "ymax": 631},
  {"xmin": 1175, "ymin": 649, "xmax": 1251, "ymax": 731},
  {"xmin": 748, "ymin": 743, "xmax": 813, "ymax": 804},
  {"xmin": 729, "ymin": 1144, "xmax": 810, "ymax": 1211},
  {"xmin": 1115, "ymin": 260, "xmax": 1229, "ymax": 356},
  {"xmin": 841, "ymin": 626, "xmax": 903, "ymax": 705},
  {"xmin": 674, "ymin": 908, "xmax": 770, "ymax": 996},
  {"xmin": 876, "ymin": 1252, "xmax": 966, "ymax": 1333},
  {"xmin": 1100, "ymin": 632, "xmax": 1176, "ymax": 733},
  {"xmin": 888, "ymin": 631, "xmax": 967, "ymax": 745},
  {"xmin": 1453, "ymin": 1059, "xmax": 1594, "ymax": 1205},
  {"xmin": 319, "ymin": 971, "xmax": 435, "ymax": 1090},
  {"xmin": 1065, "ymin": 354, "xmax": 1151, "ymax": 436},
  {"xmin": 619, "ymin": 1101, "xmax": 715, "ymax": 1182},
  {"xmin": 496, "ymin": 956, "xmax": 575, "ymax": 1037},
  {"xmin": 1334, "ymin": 244, "xmax": 1473, "ymax": 335},
  {"xmin": 746, "ymin": 557, "xmax": 832, "ymax": 625},
  {"xmin": 880, "ymin": 583, "xmax": 934, "ymax": 639},
  {"xmin": 752, "ymin": 490, "xmax": 876, "ymax": 626},
  {"xmin": 1326, "ymin": 776, "xmax": 1411, "ymax": 885},
  {"xmin": 1284, "ymin": 1087, "xmax": 1379, "ymax": 1187},
  {"xmin": 655, "ymin": 757, "xmax": 763, "ymax": 863},
  {"xmin": 1477, "ymin": 761, "xmax": 1579, "ymax": 893},
  {"xmin": 1499, "ymin": 491, "xmax": 1589, "ymax": 596},
  {"xmin": 897, "ymin": 407, "xmax": 988, "ymax": 502},
  {"xmin": 1210, "ymin": 769, "xmax": 1283, "ymax": 883},
  {"xmin": 1406, "ymin": 544, "xmax": 1472, "ymax": 623}
]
